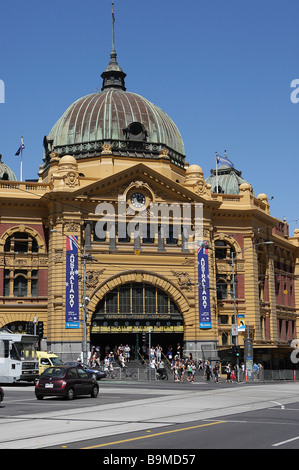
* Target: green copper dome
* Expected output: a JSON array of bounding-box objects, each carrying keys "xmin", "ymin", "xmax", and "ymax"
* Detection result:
[
  {"xmin": 206, "ymin": 163, "xmax": 255, "ymax": 195},
  {"xmin": 0, "ymin": 154, "xmax": 17, "ymax": 181},
  {"xmin": 43, "ymin": 48, "xmax": 185, "ymax": 168},
  {"xmin": 48, "ymin": 89, "xmax": 185, "ymax": 155}
]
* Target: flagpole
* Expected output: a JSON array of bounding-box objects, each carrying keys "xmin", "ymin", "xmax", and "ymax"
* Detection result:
[
  {"xmin": 112, "ymin": 2, "xmax": 115, "ymax": 52},
  {"xmin": 215, "ymin": 152, "xmax": 218, "ymax": 193},
  {"xmin": 20, "ymin": 136, "xmax": 23, "ymax": 182}
]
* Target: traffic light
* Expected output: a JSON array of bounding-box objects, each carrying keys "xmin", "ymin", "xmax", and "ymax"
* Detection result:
[
  {"xmin": 232, "ymin": 345, "xmax": 241, "ymax": 358},
  {"xmin": 26, "ymin": 321, "xmax": 34, "ymax": 335},
  {"xmin": 37, "ymin": 321, "xmax": 44, "ymax": 338}
]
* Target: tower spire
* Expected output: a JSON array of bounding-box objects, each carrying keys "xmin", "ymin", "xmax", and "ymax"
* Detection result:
[
  {"xmin": 101, "ymin": 2, "xmax": 126, "ymax": 91},
  {"xmin": 112, "ymin": 2, "xmax": 115, "ymax": 52}
]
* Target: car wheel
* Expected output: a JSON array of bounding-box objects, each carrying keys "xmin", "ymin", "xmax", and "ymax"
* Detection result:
[
  {"xmin": 36, "ymin": 395, "xmax": 44, "ymax": 400},
  {"xmin": 66, "ymin": 388, "xmax": 75, "ymax": 400},
  {"xmin": 90, "ymin": 385, "xmax": 99, "ymax": 398}
]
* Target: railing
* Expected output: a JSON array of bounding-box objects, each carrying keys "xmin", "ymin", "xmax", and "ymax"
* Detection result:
[
  {"xmin": 0, "ymin": 181, "xmax": 48, "ymax": 192},
  {"xmin": 238, "ymin": 368, "xmax": 299, "ymax": 382}
]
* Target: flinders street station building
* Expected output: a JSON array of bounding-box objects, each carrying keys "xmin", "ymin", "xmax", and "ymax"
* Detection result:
[{"xmin": 0, "ymin": 38, "xmax": 299, "ymax": 369}]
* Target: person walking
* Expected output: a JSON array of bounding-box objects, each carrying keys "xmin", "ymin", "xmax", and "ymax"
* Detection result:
[
  {"xmin": 213, "ymin": 362, "xmax": 220, "ymax": 383},
  {"xmin": 226, "ymin": 362, "xmax": 232, "ymax": 382},
  {"xmin": 206, "ymin": 361, "xmax": 212, "ymax": 381}
]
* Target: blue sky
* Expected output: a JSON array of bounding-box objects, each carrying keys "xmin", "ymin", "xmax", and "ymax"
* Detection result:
[{"xmin": 1, "ymin": 0, "xmax": 299, "ymax": 235}]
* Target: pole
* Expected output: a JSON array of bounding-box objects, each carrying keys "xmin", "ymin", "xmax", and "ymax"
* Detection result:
[
  {"xmin": 148, "ymin": 327, "xmax": 151, "ymax": 381},
  {"xmin": 82, "ymin": 245, "xmax": 88, "ymax": 364},
  {"xmin": 20, "ymin": 136, "xmax": 24, "ymax": 182},
  {"xmin": 215, "ymin": 152, "xmax": 218, "ymax": 193},
  {"xmin": 112, "ymin": 2, "xmax": 115, "ymax": 51},
  {"xmin": 231, "ymin": 251, "xmax": 239, "ymax": 379}
]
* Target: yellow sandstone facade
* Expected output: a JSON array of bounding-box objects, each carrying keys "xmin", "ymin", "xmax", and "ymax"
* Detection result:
[{"xmin": 0, "ymin": 44, "xmax": 298, "ymax": 368}]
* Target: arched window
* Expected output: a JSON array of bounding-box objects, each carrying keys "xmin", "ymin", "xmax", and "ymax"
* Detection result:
[
  {"xmin": 214, "ymin": 240, "xmax": 234, "ymax": 259},
  {"xmin": 13, "ymin": 271, "xmax": 28, "ymax": 297},
  {"xmin": 95, "ymin": 283, "xmax": 180, "ymax": 316},
  {"xmin": 4, "ymin": 269, "xmax": 39, "ymax": 298},
  {"xmin": 4, "ymin": 232, "xmax": 38, "ymax": 253}
]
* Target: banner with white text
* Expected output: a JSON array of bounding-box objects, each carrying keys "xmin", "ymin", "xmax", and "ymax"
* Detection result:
[
  {"xmin": 65, "ymin": 235, "xmax": 79, "ymax": 328},
  {"xmin": 198, "ymin": 245, "xmax": 211, "ymax": 328}
]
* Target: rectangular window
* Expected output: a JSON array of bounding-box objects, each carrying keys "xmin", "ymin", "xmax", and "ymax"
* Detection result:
[
  {"xmin": 157, "ymin": 290, "xmax": 169, "ymax": 313},
  {"xmin": 31, "ymin": 270, "xmax": 39, "ymax": 297},
  {"xmin": 142, "ymin": 225, "xmax": 155, "ymax": 244},
  {"xmin": 145, "ymin": 285, "xmax": 156, "ymax": 314},
  {"xmin": 165, "ymin": 225, "xmax": 178, "ymax": 245},
  {"xmin": 93, "ymin": 222, "xmax": 107, "ymax": 242},
  {"xmin": 118, "ymin": 223, "xmax": 131, "ymax": 243},
  {"xmin": 4, "ymin": 269, "xmax": 10, "ymax": 297},
  {"xmin": 119, "ymin": 285, "xmax": 131, "ymax": 314},
  {"xmin": 106, "ymin": 291, "xmax": 118, "ymax": 314},
  {"xmin": 132, "ymin": 283, "xmax": 143, "ymax": 314}
]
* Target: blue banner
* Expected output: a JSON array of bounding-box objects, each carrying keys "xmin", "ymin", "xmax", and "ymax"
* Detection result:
[
  {"xmin": 198, "ymin": 245, "xmax": 211, "ymax": 328},
  {"xmin": 65, "ymin": 235, "xmax": 79, "ymax": 328}
]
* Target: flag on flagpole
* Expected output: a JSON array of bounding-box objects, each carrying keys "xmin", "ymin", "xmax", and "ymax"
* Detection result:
[
  {"xmin": 15, "ymin": 139, "xmax": 25, "ymax": 156},
  {"xmin": 112, "ymin": 2, "xmax": 115, "ymax": 22},
  {"xmin": 216, "ymin": 152, "xmax": 234, "ymax": 168}
]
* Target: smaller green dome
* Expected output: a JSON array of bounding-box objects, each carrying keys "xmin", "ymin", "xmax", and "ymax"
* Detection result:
[
  {"xmin": 0, "ymin": 154, "xmax": 17, "ymax": 181},
  {"xmin": 206, "ymin": 163, "xmax": 254, "ymax": 195}
]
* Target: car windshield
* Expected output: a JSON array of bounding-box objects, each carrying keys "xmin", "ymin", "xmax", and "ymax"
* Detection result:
[
  {"xmin": 41, "ymin": 367, "xmax": 65, "ymax": 378},
  {"xmin": 51, "ymin": 357, "xmax": 64, "ymax": 365}
]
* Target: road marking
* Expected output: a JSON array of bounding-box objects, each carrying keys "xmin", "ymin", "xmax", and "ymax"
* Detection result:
[
  {"xmin": 81, "ymin": 420, "xmax": 226, "ymax": 449},
  {"xmin": 271, "ymin": 401, "xmax": 285, "ymax": 409},
  {"xmin": 273, "ymin": 436, "xmax": 299, "ymax": 447}
]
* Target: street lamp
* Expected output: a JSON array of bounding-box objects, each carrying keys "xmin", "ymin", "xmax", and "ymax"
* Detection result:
[
  {"xmin": 230, "ymin": 240, "xmax": 273, "ymax": 377},
  {"xmin": 50, "ymin": 229, "xmax": 96, "ymax": 364}
]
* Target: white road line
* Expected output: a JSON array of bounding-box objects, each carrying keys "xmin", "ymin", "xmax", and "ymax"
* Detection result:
[
  {"xmin": 271, "ymin": 401, "xmax": 285, "ymax": 409},
  {"xmin": 273, "ymin": 436, "xmax": 299, "ymax": 447}
]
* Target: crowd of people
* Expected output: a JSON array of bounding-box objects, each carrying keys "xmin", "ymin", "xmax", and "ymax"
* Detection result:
[
  {"xmin": 89, "ymin": 343, "xmax": 133, "ymax": 373},
  {"xmin": 88, "ymin": 343, "xmax": 254, "ymax": 383}
]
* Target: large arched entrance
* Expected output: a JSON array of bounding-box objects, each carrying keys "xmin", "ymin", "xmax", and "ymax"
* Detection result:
[{"xmin": 90, "ymin": 281, "xmax": 185, "ymax": 360}]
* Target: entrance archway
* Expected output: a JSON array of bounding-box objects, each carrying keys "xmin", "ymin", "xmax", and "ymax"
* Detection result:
[{"xmin": 89, "ymin": 276, "xmax": 187, "ymax": 360}]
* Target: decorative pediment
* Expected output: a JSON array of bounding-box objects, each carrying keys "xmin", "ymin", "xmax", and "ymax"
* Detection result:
[{"xmin": 72, "ymin": 163, "xmax": 215, "ymax": 207}]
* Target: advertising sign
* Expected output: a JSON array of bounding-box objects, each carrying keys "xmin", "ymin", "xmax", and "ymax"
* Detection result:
[
  {"xmin": 237, "ymin": 314, "xmax": 245, "ymax": 332},
  {"xmin": 198, "ymin": 244, "xmax": 211, "ymax": 328},
  {"xmin": 65, "ymin": 235, "xmax": 79, "ymax": 328}
]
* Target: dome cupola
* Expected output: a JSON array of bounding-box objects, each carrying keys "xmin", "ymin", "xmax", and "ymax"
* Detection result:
[
  {"xmin": 0, "ymin": 154, "xmax": 17, "ymax": 181},
  {"xmin": 42, "ymin": 10, "xmax": 185, "ymax": 169},
  {"xmin": 205, "ymin": 152, "xmax": 254, "ymax": 195}
]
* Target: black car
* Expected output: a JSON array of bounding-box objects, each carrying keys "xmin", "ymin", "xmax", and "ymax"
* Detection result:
[
  {"xmin": 0, "ymin": 387, "xmax": 4, "ymax": 404},
  {"xmin": 35, "ymin": 365, "xmax": 99, "ymax": 400},
  {"xmin": 65, "ymin": 362, "xmax": 106, "ymax": 380}
]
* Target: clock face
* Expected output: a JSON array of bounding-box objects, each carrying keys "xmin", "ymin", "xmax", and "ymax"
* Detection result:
[{"xmin": 131, "ymin": 192, "xmax": 146, "ymax": 208}]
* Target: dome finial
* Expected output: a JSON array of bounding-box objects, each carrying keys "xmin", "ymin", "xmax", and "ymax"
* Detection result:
[
  {"xmin": 112, "ymin": 2, "xmax": 115, "ymax": 53},
  {"xmin": 101, "ymin": 2, "xmax": 126, "ymax": 91}
]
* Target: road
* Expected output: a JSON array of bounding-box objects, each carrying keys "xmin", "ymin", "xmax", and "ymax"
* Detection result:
[{"xmin": 1, "ymin": 380, "xmax": 299, "ymax": 450}]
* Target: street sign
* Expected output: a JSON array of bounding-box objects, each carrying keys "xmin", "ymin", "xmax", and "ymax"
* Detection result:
[{"xmin": 232, "ymin": 324, "xmax": 238, "ymax": 336}]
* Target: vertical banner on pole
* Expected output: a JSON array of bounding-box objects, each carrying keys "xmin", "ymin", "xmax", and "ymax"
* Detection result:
[
  {"xmin": 244, "ymin": 338, "xmax": 253, "ymax": 379},
  {"xmin": 65, "ymin": 235, "xmax": 79, "ymax": 328},
  {"xmin": 198, "ymin": 244, "xmax": 212, "ymax": 328}
]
